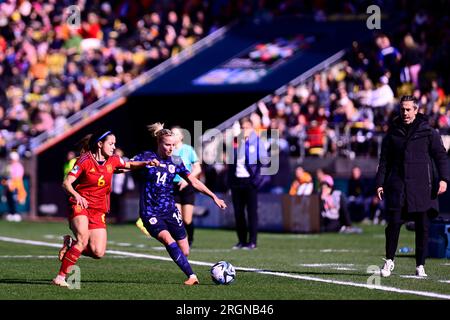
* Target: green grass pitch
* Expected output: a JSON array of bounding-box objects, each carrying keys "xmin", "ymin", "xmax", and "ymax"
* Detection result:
[{"xmin": 0, "ymin": 220, "xmax": 449, "ymax": 300}]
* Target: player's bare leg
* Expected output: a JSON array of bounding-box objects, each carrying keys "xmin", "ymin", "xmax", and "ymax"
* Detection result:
[
  {"xmin": 177, "ymin": 237, "xmax": 190, "ymax": 257},
  {"xmin": 53, "ymin": 215, "xmax": 89, "ymax": 287},
  {"xmin": 85, "ymin": 228, "xmax": 107, "ymax": 259},
  {"xmin": 181, "ymin": 204, "xmax": 194, "ymax": 247}
]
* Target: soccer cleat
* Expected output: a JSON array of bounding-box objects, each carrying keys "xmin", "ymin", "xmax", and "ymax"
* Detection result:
[
  {"xmin": 184, "ymin": 274, "xmax": 199, "ymax": 286},
  {"xmin": 136, "ymin": 218, "xmax": 151, "ymax": 238},
  {"xmin": 415, "ymin": 265, "xmax": 428, "ymax": 277},
  {"xmin": 380, "ymin": 258, "xmax": 395, "ymax": 277},
  {"xmin": 52, "ymin": 277, "xmax": 69, "ymax": 287},
  {"xmin": 232, "ymin": 242, "xmax": 245, "ymax": 250},
  {"xmin": 58, "ymin": 235, "xmax": 73, "ymax": 261},
  {"xmin": 243, "ymin": 243, "xmax": 257, "ymax": 250}
]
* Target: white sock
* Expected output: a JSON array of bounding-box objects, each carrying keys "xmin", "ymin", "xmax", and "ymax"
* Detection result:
[{"xmin": 56, "ymin": 275, "xmax": 66, "ymax": 281}]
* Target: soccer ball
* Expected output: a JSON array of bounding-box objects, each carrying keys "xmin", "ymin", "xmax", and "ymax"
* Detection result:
[{"xmin": 210, "ymin": 261, "xmax": 236, "ymax": 285}]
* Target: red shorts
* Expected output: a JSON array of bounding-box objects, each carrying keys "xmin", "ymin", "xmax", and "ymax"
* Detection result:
[{"xmin": 70, "ymin": 205, "xmax": 107, "ymax": 230}]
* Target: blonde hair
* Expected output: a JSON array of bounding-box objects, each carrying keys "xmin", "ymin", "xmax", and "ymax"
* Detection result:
[{"xmin": 147, "ymin": 122, "xmax": 173, "ymax": 142}]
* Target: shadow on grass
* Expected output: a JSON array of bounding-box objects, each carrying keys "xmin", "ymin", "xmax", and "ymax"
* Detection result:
[{"xmin": 0, "ymin": 278, "xmax": 182, "ymax": 286}]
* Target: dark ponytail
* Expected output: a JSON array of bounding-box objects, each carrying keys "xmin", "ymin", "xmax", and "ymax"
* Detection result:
[{"xmin": 77, "ymin": 130, "xmax": 113, "ymax": 154}]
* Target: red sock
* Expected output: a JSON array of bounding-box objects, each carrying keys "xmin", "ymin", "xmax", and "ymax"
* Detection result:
[
  {"xmin": 58, "ymin": 246, "xmax": 81, "ymax": 277},
  {"xmin": 71, "ymin": 239, "xmax": 96, "ymax": 258}
]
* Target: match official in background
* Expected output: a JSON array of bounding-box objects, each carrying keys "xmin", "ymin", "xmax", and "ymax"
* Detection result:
[
  {"xmin": 228, "ymin": 117, "xmax": 269, "ymax": 250},
  {"xmin": 376, "ymin": 95, "xmax": 449, "ymax": 277},
  {"xmin": 171, "ymin": 126, "xmax": 202, "ymax": 247}
]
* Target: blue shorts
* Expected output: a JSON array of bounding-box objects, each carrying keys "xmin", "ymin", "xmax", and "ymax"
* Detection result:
[{"xmin": 141, "ymin": 210, "xmax": 186, "ymax": 241}]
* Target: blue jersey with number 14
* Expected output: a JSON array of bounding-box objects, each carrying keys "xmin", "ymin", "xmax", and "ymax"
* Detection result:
[{"xmin": 132, "ymin": 151, "xmax": 190, "ymax": 217}]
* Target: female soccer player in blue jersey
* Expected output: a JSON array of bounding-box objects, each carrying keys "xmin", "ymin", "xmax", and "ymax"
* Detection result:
[{"xmin": 133, "ymin": 123, "xmax": 227, "ymax": 285}]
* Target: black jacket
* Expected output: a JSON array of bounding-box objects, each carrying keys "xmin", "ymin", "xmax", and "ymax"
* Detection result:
[{"xmin": 375, "ymin": 113, "xmax": 449, "ymax": 214}]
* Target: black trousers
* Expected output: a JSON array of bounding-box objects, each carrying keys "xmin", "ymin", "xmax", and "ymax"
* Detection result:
[
  {"xmin": 231, "ymin": 180, "xmax": 258, "ymax": 245},
  {"xmin": 5, "ymin": 188, "xmax": 17, "ymax": 214},
  {"xmin": 385, "ymin": 209, "xmax": 430, "ymax": 266}
]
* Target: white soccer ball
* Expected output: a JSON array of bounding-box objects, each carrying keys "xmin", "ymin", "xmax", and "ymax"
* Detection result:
[{"xmin": 210, "ymin": 261, "xmax": 236, "ymax": 285}]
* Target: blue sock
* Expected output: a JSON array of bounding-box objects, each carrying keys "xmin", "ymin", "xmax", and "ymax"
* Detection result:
[{"xmin": 165, "ymin": 242, "xmax": 194, "ymax": 277}]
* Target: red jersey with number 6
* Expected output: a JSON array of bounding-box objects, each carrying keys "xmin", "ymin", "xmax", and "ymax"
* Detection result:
[{"xmin": 68, "ymin": 152, "xmax": 126, "ymax": 212}]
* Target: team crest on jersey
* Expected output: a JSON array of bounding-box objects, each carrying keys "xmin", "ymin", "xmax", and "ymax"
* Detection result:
[
  {"xmin": 172, "ymin": 156, "xmax": 182, "ymax": 165},
  {"xmin": 149, "ymin": 217, "xmax": 158, "ymax": 225},
  {"xmin": 70, "ymin": 165, "xmax": 80, "ymax": 175},
  {"xmin": 168, "ymin": 164, "xmax": 175, "ymax": 173},
  {"xmin": 106, "ymin": 164, "xmax": 113, "ymax": 173}
]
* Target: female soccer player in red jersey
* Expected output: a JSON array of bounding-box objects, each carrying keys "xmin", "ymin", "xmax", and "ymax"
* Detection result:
[{"xmin": 52, "ymin": 130, "xmax": 158, "ymax": 287}]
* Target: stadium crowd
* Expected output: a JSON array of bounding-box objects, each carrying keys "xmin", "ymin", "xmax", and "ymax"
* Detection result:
[
  {"xmin": 0, "ymin": 0, "xmax": 249, "ymax": 158},
  {"xmin": 4, "ymin": 1, "xmax": 447, "ymax": 159},
  {"xmin": 250, "ymin": 17, "xmax": 450, "ymax": 159}
]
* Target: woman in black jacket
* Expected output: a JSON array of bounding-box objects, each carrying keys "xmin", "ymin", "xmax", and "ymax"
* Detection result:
[{"xmin": 376, "ymin": 95, "xmax": 449, "ymax": 277}]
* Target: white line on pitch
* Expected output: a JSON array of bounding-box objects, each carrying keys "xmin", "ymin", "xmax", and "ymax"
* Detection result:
[
  {"xmin": 0, "ymin": 255, "xmax": 57, "ymax": 259},
  {"xmin": 1, "ymin": 235, "xmax": 449, "ymax": 300},
  {"xmin": 0, "ymin": 255, "xmax": 132, "ymax": 259}
]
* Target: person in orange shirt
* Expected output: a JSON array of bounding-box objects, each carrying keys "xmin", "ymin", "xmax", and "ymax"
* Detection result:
[
  {"xmin": 289, "ymin": 166, "xmax": 313, "ymax": 196},
  {"xmin": 2, "ymin": 151, "xmax": 27, "ymax": 222}
]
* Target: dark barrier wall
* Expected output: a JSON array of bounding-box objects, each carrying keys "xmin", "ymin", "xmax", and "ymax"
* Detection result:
[
  {"xmin": 35, "ymin": 156, "xmax": 450, "ymax": 219},
  {"xmin": 118, "ymin": 193, "xmax": 320, "ymax": 233}
]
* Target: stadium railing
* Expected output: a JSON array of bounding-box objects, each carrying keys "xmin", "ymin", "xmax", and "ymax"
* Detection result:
[
  {"xmin": 200, "ymin": 49, "xmax": 346, "ymax": 154},
  {"xmin": 29, "ymin": 24, "xmax": 232, "ymax": 154}
]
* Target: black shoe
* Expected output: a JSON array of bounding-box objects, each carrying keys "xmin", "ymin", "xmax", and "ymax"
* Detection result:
[
  {"xmin": 405, "ymin": 221, "xmax": 415, "ymax": 231},
  {"xmin": 243, "ymin": 243, "xmax": 257, "ymax": 250},
  {"xmin": 232, "ymin": 242, "xmax": 246, "ymax": 250}
]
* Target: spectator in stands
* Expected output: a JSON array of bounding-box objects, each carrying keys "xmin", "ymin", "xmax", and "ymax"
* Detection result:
[
  {"xmin": 347, "ymin": 166, "xmax": 373, "ymax": 222},
  {"xmin": 370, "ymin": 76, "xmax": 395, "ymax": 109},
  {"xmin": 314, "ymin": 168, "xmax": 330, "ymax": 194},
  {"xmin": 400, "ymin": 34, "xmax": 423, "ymax": 89},
  {"xmin": 0, "ymin": 0, "xmax": 242, "ymax": 158},
  {"xmin": 319, "ymin": 175, "xmax": 362, "ymax": 234},
  {"xmin": 289, "ymin": 166, "xmax": 313, "ymax": 196},
  {"xmin": 375, "ymin": 34, "xmax": 401, "ymax": 90},
  {"xmin": 2, "ymin": 151, "xmax": 26, "ymax": 222}
]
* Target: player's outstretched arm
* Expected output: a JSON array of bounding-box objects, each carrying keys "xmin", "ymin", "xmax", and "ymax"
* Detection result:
[
  {"xmin": 125, "ymin": 159, "xmax": 160, "ymax": 170},
  {"xmin": 183, "ymin": 173, "xmax": 227, "ymax": 210},
  {"xmin": 116, "ymin": 159, "xmax": 160, "ymax": 173}
]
